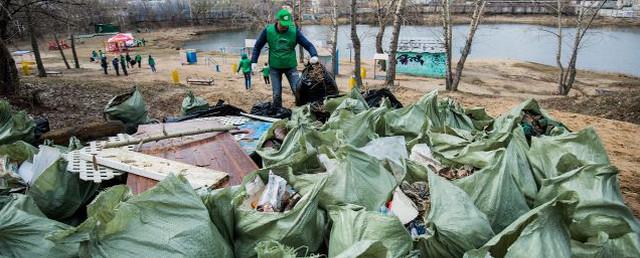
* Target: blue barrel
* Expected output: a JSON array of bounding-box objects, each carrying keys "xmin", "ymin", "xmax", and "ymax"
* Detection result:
[{"xmin": 186, "ymin": 51, "xmax": 197, "ymax": 64}]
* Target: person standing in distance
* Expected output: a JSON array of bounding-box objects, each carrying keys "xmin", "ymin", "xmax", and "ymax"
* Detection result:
[{"xmin": 251, "ymin": 9, "xmax": 318, "ymax": 109}]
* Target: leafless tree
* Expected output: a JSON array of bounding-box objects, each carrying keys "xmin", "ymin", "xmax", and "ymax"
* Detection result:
[
  {"xmin": 329, "ymin": 0, "xmax": 338, "ymax": 76},
  {"xmin": 385, "ymin": 0, "xmax": 405, "ymax": 86},
  {"xmin": 451, "ymin": 0, "xmax": 486, "ymax": 91},
  {"xmin": 350, "ymin": 0, "xmax": 363, "ymax": 88},
  {"xmin": 553, "ymin": 0, "xmax": 607, "ymax": 95},
  {"xmin": 440, "ymin": 0, "xmax": 486, "ymax": 91},
  {"xmin": 374, "ymin": 0, "xmax": 397, "ymax": 71},
  {"xmin": 190, "ymin": 0, "xmax": 215, "ymax": 25},
  {"xmin": 53, "ymin": 33, "xmax": 70, "ymax": 69},
  {"xmin": 25, "ymin": 6, "xmax": 46, "ymax": 77}
]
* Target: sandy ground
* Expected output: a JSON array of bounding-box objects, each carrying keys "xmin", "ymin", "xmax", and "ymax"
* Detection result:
[{"xmin": 9, "ymin": 26, "xmax": 640, "ymax": 217}]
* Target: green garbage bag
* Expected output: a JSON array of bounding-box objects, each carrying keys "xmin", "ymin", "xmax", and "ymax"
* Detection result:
[
  {"xmin": 452, "ymin": 128, "xmax": 538, "ymax": 232},
  {"xmin": 27, "ymin": 152, "xmax": 99, "ymax": 224},
  {"xmin": 528, "ymin": 127, "xmax": 610, "ymax": 183},
  {"xmin": 324, "ymin": 89, "xmax": 369, "ymax": 115},
  {"xmin": 536, "ymin": 164, "xmax": 640, "ymax": 242},
  {"xmin": 181, "ymin": 90, "xmax": 209, "ymax": 115},
  {"xmin": 327, "ymin": 204, "xmax": 412, "ymax": 258},
  {"xmin": 0, "ymin": 194, "xmax": 78, "ymax": 257},
  {"xmin": 0, "ymin": 141, "xmax": 38, "ymax": 195},
  {"xmin": 0, "ymin": 101, "xmax": 35, "ymax": 145},
  {"xmin": 334, "ymin": 240, "xmax": 389, "ymax": 258},
  {"xmin": 322, "ymin": 103, "xmax": 388, "ymax": 147},
  {"xmin": 413, "ymin": 165, "xmax": 495, "ymax": 258},
  {"xmin": 255, "ymin": 240, "xmax": 322, "ymax": 258},
  {"xmin": 197, "ymin": 185, "xmax": 241, "ymax": 245},
  {"xmin": 232, "ymin": 167, "xmax": 327, "ymax": 258},
  {"xmin": 257, "ymin": 120, "xmax": 337, "ymax": 171},
  {"xmin": 295, "ymin": 145, "xmax": 398, "ymax": 211},
  {"xmin": 104, "ymin": 87, "xmax": 152, "ymax": 133},
  {"xmin": 49, "ymin": 174, "xmax": 233, "ymax": 257},
  {"xmin": 489, "ymin": 98, "xmax": 567, "ymax": 139}
]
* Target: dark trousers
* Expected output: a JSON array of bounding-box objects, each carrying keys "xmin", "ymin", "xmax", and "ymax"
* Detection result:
[
  {"xmin": 150, "ymin": 64, "xmax": 156, "ymax": 72},
  {"xmin": 270, "ymin": 67, "xmax": 299, "ymax": 108},
  {"xmin": 243, "ymin": 72, "xmax": 252, "ymax": 90},
  {"xmin": 102, "ymin": 66, "xmax": 108, "ymax": 75},
  {"xmin": 113, "ymin": 65, "xmax": 120, "ymax": 76},
  {"xmin": 263, "ymin": 76, "xmax": 270, "ymax": 84},
  {"xmin": 121, "ymin": 64, "xmax": 128, "ymax": 76},
  {"xmin": 138, "ymin": 62, "xmax": 141, "ymax": 68}
]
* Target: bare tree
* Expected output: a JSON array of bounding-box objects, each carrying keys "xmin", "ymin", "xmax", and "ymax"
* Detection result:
[
  {"xmin": 190, "ymin": 0, "xmax": 214, "ymax": 25},
  {"xmin": 441, "ymin": 0, "xmax": 453, "ymax": 90},
  {"xmin": 70, "ymin": 34, "xmax": 79, "ymax": 68},
  {"xmin": 440, "ymin": 0, "xmax": 487, "ymax": 91},
  {"xmin": 0, "ymin": 0, "xmax": 83, "ymax": 94},
  {"xmin": 374, "ymin": 0, "xmax": 397, "ymax": 71},
  {"xmin": 350, "ymin": 0, "xmax": 363, "ymax": 88},
  {"xmin": 25, "ymin": 7, "xmax": 46, "ymax": 77},
  {"xmin": 329, "ymin": 0, "xmax": 339, "ymax": 77},
  {"xmin": 385, "ymin": 0, "xmax": 405, "ymax": 86},
  {"xmin": 450, "ymin": 0, "xmax": 487, "ymax": 91},
  {"xmin": 53, "ymin": 33, "xmax": 71, "ymax": 69},
  {"xmin": 554, "ymin": 0, "xmax": 607, "ymax": 95}
]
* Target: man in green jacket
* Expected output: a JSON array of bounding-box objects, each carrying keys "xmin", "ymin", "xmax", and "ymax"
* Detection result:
[
  {"xmin": 251, "ymin": 9, "xmax": 318, "ymax": 109},
  {"xmin": 148, "ymin": 55, "xmax": 156, "ymax": 72},
  {"xmin": 261, "ymin": 63, "xmax": 270, "ymax": 85},
  {"xmin": 135, "ymin": 54, "xmax": 142, "ymax": 68},
  {"xmin": 119, "ymin": 54, "xmax": 128, "ymax": 76},
  {"xmin": 236, "ymin": 53, "xmax": 252, "ymax": 90}
]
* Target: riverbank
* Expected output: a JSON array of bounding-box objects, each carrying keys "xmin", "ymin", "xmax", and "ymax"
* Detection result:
[{"xmin": 6, "ymin": 26, "xmax": 640, "ymax": 217}]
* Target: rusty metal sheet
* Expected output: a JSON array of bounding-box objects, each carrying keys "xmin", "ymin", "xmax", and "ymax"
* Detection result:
[{"xmin": 126, "ymin": 119, "xmax": 258, "ymax": 194}]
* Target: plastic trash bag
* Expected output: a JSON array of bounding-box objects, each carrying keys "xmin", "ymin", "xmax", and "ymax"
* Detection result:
[
  {"xmin": 232, "ymin": 167, "xmax": 327, "ymax": 258},
  {"xmin": 104, "ymin": 87, "xmax": 152, "ymax": 133},
  {"xmin": 49, "ymin": 174, "xmax": 233, "ymax": 258},
  {"xmin": 255, "ymin": 240, "xmax": 322, "ymax": 258},
  {"xmin": 0, "ymin": 100, "xmax": 35, "ymax": 145},
  {"xmin": 327, "ymin": 204, "xmax": 413, "ymax": 258},
  {"xmin": 294, "ymin": 145, "xmax": 398, "ymax": 211},
  {"xmin": 363, "ymin": 88, "xmax": 403, "ymax": 109},
  {"xmin": 251, "ymin": 102, "xmax": 292, "ymax": 119},
  {"xmin": 295, "ymin": 63, "xmax": 338, "ymax": 106},
  {"xmin": 407, "ymin": 164, "xmax": 495, "ymax": 258},
  {"xmin": 0, "ymin": 194, "xmax": 78, "ymax": 257},
  {"xmin": 0, "ymin": 141, "xmax": 37, "ymax": 195},
  {"xmin": 197, "ymin": 186, "xmax": 241, "ymax": 245},
  {"xmin": 181, "ymin": 90, "xmax": 209, "ymax": 116}
]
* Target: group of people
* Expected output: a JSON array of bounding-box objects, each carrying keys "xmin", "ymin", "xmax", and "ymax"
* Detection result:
[
  {"xmin": 91, "ymin": 50, "xmax": 157, "ymax": 76},
  {"xmin": 237, "ymin": 8, "xmax": 318, "ymax": 109}
]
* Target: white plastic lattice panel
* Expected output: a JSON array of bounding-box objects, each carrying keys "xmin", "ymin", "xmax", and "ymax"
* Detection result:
[
  {"xmin": 192, "ymin": 116, "xmax": 249, "ymax": 126},
  {"xmin": 65, "ymin": 134, "xmax": 137, "ymax": 183}
]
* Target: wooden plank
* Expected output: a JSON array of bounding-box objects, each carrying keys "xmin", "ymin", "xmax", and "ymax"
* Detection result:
[{"xmin": 81, "ymin": 148, "xmax": 228, "ymax": 189}]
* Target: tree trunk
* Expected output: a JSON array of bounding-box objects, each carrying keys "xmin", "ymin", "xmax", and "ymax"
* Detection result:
[
  {"xmin": 330, "ymin": 0, "xmax": 339, "ymax": 77},
  {"xmin": 351, "ymin": 0, "xmax": 363, "ymax": 88},
  {"xmin": 0, "ymin": 39, "xmax": 19, "ymax": 95},
  {"xmin": 54, "ymin": 34, "xmax": 71, "ymax": 69},
  {"xmin": 556, "ymin": 0, "xmax": 565, "ymax": 94},
  {"xmin": 27, "ymin": 9, "xmax": 46, "ymax": 77},
  {"xmin": 451, "ymin": 0, "xmax": 486, "ymax": 91},
  {"xmin": 385, "ymin": 0, "xmax": 405, "ymax": 87},
  {"xmin": 296, "ymin": 1, "xmax": 304, "ymax": 64},
  {"xmin": 441, "ymin": 0, "xmax": 453, "ymax": 90},
  {"xmin": 70, "ymin": 34, "xmax": 80, "ymax": 68}
]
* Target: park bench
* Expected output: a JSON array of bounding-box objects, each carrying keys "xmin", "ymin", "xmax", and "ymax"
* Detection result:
[
  {"xmin": 187, "ymin": 77, "xmax": 214, "ymax": 86},
  {"xmin": 46, "ymin": 71, "xmax": 63, "ymax": 76}
]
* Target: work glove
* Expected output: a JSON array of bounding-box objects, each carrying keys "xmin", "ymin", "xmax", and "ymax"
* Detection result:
[
  {"xmin": 310, "ymin": 56, "xmax": 319, "ymax": 64},
  {"xmin": 251, "ymin": 63, "xmax": 257, "ymax": 71}
]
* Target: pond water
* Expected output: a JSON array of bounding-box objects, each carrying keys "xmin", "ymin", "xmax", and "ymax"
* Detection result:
[{"xmin": 184, "ymin": 24, "xmax": 640, "ymax": 76}]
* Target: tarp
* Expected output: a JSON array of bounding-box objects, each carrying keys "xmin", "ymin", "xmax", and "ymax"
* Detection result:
[
  {"xmin": 0, "ymin": 194, "xmax": 78, "ymax": 257},
  {"xmin": 0, "ymin": 101, "xmax": 35, "ymax": 145},
  {"xmin": 232, "ymin": 167, "xmax": 327, "ymax": 258},
  {"xmin": 49, "ymin": 174, "xmax": 233, "ymax": 257}
]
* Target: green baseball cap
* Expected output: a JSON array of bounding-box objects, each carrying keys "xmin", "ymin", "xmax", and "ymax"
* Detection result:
[{"xmin": 276, "ymin": 9, "xmax": 293, "ymax": 27}]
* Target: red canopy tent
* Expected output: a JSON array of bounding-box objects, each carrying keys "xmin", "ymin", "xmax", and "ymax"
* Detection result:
[{"xmin": 106, "ymin": 33, "xmax": 135, "ymax": 53}]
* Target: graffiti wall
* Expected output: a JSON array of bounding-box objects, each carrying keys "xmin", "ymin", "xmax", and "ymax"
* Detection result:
[{"xmin": 396, "ymin": 51, "xmax": 446, "ymax": 78}]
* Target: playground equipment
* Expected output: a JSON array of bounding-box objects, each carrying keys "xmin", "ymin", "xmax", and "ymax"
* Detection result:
[{"xmin": 48, "ymin": 40, "xmax": 70, "ymax": 50}]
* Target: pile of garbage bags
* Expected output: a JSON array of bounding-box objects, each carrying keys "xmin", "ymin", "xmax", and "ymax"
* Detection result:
[{"xmin": 0, "ymin": 89, "xmax": 638, "ymax": 257}]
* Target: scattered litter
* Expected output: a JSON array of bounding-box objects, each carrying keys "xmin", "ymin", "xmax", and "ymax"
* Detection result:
[
  {"xmin": 521, "ymin": 110, "xmax": 554, "ymax": 138},
  {"xmin": 437, "ymin": 165, "xmax": 475, "ymax": 180},
  {"xmin": 247, "ymin": 171, "xmax": 301, "ymax": 213}
]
